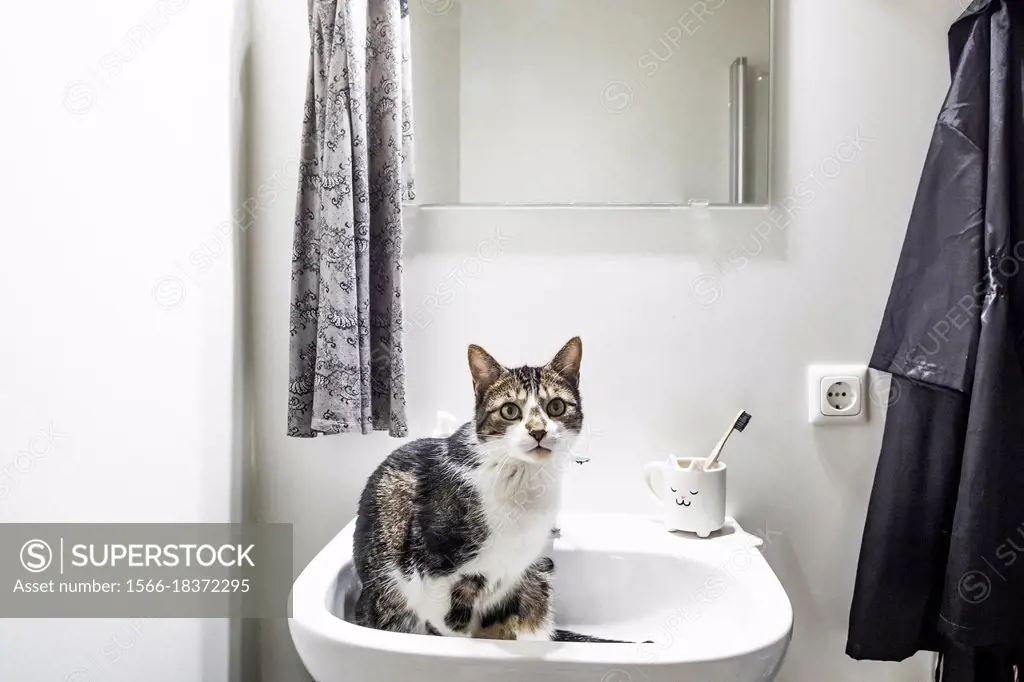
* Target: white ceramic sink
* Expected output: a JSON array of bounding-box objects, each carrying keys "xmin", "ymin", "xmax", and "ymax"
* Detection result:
[{"xmin": 290, "ymin": 511, "xmax": 792, "ymax": 682}]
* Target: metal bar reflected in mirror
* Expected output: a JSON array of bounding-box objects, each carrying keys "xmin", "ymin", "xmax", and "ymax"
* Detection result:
[{"xmin": 729, "ymin": 56, "xmax": 748, "ymax": 205}]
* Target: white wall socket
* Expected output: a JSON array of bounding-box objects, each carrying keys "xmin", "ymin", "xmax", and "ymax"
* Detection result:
[{"xmin": 807, "ymin": 364, "xmax": 868, "ymax": 425}]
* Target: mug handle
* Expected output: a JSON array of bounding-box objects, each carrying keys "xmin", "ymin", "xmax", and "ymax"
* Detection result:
[{"xmin": 644, "ymin": 462, "xmax": 665, "ymax": 501}]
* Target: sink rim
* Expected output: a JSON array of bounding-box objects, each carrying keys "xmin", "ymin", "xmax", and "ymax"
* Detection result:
[{"xmin": 289, "ymin": 511, "xmax": 793, "ymax": 666}]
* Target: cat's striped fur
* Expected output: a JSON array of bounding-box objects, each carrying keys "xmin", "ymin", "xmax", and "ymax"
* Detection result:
[{"xmin": 353, "ymin": 338, "xmax": 583, "ymax": 639}]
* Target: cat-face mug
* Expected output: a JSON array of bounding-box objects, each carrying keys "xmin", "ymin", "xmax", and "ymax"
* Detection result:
[{"xmin": 644, "ymin": 455, "xmax": 726, "ymax": 537}]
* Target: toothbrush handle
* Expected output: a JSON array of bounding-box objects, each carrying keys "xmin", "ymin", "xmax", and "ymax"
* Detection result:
[{"xmin": 704, "ymin": 431, "xmax": 732, "ymax": 470}]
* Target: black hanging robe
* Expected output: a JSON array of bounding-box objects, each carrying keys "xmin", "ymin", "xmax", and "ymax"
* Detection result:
[{"xmin": 847, "ymin": 2, "xmax": 1024, "ymax": 680}]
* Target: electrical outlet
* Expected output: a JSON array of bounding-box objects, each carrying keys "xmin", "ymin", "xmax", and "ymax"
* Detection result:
[
  {"xmin": 823, "ymin": 379, "xmax": 857, "ymax": 414},
  {"xmin": 808, "ymin": 364, "xmax": 868, "ymax": 425}
]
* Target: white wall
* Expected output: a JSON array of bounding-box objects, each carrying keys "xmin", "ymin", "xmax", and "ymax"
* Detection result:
[
  {"xmin": 0, "ymin": 0, "xmax": 244, "ymax": 680},
  {"xmin": 248, "ymin": 0, "xmax": 961, "ymax": 680}
]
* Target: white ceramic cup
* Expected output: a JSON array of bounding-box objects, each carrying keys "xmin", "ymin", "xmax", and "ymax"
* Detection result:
[{"xmin": 644, "ymin": 455, "xmax": 726, "ymax": 537}]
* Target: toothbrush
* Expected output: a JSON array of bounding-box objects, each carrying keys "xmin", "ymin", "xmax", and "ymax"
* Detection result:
[{"xmin": 703, "ymin": 410, "xmax": 752, "ymax": 470}]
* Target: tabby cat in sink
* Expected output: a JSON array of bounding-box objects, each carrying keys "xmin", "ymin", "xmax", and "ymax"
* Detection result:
[{"xmin": 353, "ymin": 337, "xmax": 624, "ymax": 642}]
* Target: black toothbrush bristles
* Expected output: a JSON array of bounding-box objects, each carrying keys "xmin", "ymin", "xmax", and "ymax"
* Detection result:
[{"xmin": 704, "ymin": 410, "xmax": 752, "ymax": 470}]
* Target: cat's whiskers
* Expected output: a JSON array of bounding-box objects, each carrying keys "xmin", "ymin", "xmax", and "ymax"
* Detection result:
[
  {"xmin": 490, "ymin": 453, "xmax": 521, "ymax": 501},
  {"xmin": 489, "ymin": 453, "xmax": 512, "ymax": 496}
]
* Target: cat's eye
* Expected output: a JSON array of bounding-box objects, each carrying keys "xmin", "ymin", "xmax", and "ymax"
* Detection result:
[
  {"xmin": 546, "ymin": 398, "xmax": 566, "ymax": 417},
  {"xmin": 689, "ymin": 490, "xmax": 699, "ymax": 495},
  {"xmin": 499, "ymin": 403, "xmax": 521, "ymax": 420},
  {"xmin": 670, "ymin": 487, "xmax": 677, "ymax": 492}
]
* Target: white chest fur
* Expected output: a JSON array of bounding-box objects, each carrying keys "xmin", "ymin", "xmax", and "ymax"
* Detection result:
[
  {"xmin": 398, "ymin": 460, "xmax": 563, "ymax": 636},
  {"xmin": 476, "ymin": 461, "xmax": 561, "ymax": 580}
]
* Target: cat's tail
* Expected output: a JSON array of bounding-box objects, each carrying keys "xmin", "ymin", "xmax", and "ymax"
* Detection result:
[{"xmin": 552, "ymin": 629, "xmax": 653, "ymax": 644}]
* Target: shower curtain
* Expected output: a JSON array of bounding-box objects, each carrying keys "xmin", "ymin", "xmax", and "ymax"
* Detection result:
[
  {"xmin": 288, "ymin": 0, "xmax": 415, "ymax": 438},
  {"xmin": 847, "ymin": 1, "xmax": 1024, "ymax": 680}
]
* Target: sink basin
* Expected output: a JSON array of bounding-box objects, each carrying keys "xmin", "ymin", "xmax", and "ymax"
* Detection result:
[{"xmin": 289, "ymin": 511, "xmax": 792, "ymax": 682}]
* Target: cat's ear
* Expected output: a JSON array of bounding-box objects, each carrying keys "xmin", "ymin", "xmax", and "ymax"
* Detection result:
[
  {"xmin": 468, "ymin": 344, "xmax": 503, "ymax": 398},
  {"xmin": 548, "ymin": 337, "xmax": 582, "ymax": 385}
]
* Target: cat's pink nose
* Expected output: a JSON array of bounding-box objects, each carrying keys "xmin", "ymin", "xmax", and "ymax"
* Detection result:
[{"xmin": 529, "ymin": 429, "xmax": 547, "ymax": 443}]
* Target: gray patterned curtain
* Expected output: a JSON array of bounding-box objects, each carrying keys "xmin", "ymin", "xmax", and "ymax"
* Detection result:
[{"xmin": 288, "ymin": 0, "xmax": 415, "ymax": 438}]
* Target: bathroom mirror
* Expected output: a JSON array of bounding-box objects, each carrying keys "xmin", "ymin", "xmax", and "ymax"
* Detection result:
[{"xmin": 411, "ymin": 0, "xmax": 773, "ymax": 207}]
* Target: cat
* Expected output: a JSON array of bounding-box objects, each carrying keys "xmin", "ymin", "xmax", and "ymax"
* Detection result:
[{"xmin": 353, "ymin": 337, "xmax": 588, "ymax": 640}]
